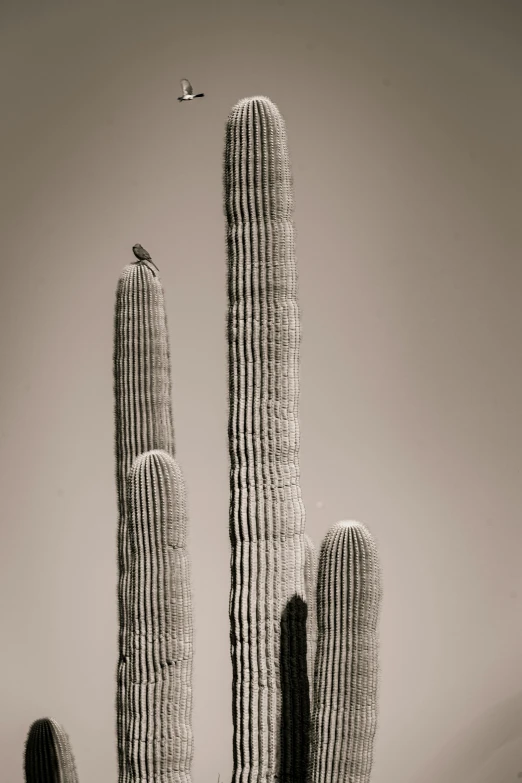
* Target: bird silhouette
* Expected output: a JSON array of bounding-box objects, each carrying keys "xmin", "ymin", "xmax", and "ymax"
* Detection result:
[
  {"xmin": 177, "ymin": 78, "xmax": 204, "ymax": 102},
  {"xmin": 132, "ymin": 244, "xmax": 159, "ymax": 274}
]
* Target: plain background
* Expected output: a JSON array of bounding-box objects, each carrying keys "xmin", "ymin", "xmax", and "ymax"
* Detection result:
[{"xmin": 1, "ymin": 0, "xmax": 521, "ymax": 781}]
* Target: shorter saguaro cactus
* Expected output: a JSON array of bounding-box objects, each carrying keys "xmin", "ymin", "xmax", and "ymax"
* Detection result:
[
  {"xmin": 311, "ymin": 520, "xmax": 382, "ymax": 783},
  {"xmin": 125, "ymin": 448, "xmax": 194, "ymax": 783},
  {"xmin": 24, "ymin": 717, "xmax": 79, "ymax": 783}
]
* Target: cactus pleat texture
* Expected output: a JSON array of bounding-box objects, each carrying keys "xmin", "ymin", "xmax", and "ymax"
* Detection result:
[
  {"xmin": 114, "ymin": 262, "xmax": 192, "ymax": 782},
  {"xmin": 310, "ymin": 521, "xmax": 382, "ymax": 783},
  {"xmin": 24, "ymin": 717, "xmax": 79, "ymax": 783},
  {"xmin": 126, "ymin": 449, "xmax": 193, "ymax": 783},
  {"xmin": 224, "ymin": 96, "xmax": 308, "ymax": 783},
  {"xmin": 22, "ymin": 98, "xmax": 382, "ymax": 783},
  {"xmin": 303, "ymin": 534, "xmax": 318, "ymax": 718}
]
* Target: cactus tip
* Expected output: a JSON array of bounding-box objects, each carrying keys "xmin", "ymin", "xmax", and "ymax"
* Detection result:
[
  {"xmin": 228, "ymin": 94, "xmax": 281, "ymax": 119},
  {"xmin": 335, "ymin": 519, "xmax": 365, "ymax": 530}
]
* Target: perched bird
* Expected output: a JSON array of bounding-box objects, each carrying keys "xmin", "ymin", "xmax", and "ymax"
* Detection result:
[
  {"xmin": 177, "ymin": 78, "xmax": 205, "ymax": 102},
  {"xmin": 132, "ymin": 243, "xmax": 159, "ymax": 274}
]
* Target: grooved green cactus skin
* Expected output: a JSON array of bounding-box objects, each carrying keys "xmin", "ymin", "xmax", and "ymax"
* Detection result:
[
  {"xmin": 24, "ymin": 717, "xmax": 79, "ymax": 783},
  {"xmin": 311, "ymin": 521, "xmax": 381, "ymax": 783},
  {"xmin": 113, "ymin": 263, "xmax": 177, "ymax": 783},
  {"xmin": 303, "ymin": 534, "xmax": 317, "ymax": 716},
  {"xmin": 224, "ymin": 96, "xmax": 307, "ymax": 783},
  {"xmin": 126, "ymin": 449, "xmax": 194, "ymax": 783}
]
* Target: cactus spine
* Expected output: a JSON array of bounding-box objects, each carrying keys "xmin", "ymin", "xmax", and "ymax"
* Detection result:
[
  {"xmin": 113, "ymin": 263, "xmax": 193, "ymax": 783},
  {"xmin": 224, "ymin": 96, "xmax": 308, "ymax": 783},
  {"xmin": 311, "ymin": 521, "xmax": 382, "ymax": 783},
  {"xmin": 24, "ymin": 717, "xmax": 79, "ymax": 783}
]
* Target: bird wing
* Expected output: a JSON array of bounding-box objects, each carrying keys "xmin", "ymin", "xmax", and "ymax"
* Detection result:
[{"xmin": 180, "ymin": 78, "xmax": 193, "ymax": 96}]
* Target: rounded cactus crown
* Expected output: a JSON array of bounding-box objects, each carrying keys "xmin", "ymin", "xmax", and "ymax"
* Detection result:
[
  {"xmin": 334, "ymin": 519, "xmax": 367, "ymax": 530},
  {"xmin": 223, "ymin": 94, "xmax": 294, "ymax": 223},
  {"xmin": 24, "ymin": 717, "xmax": 78, "ymax": 783}
]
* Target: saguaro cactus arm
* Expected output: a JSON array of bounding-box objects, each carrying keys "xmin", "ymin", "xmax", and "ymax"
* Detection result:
[
  {"xmin": 125, "ymin": 448, "xmax": 194, "ymax": 783},
  {"xmin": 311, "ymin": 520, "xmax": 382, "ymax": 783}
]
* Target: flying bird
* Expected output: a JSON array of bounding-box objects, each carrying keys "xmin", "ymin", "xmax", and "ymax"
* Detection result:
[
  {"xmin": 177, "ymin": 78, "xmax": 205, "ymax": 102},
  {"xmin": 132, "ymin": 244, "xmax": 159, "ymax": 274}
]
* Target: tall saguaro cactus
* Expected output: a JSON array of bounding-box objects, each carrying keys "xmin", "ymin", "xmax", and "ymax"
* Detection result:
[
  {"xmin": 224, "ymin": 96, "xmax": 308, "ymax": 783},
  {"xmin": 311, "ymin": 521, "xmax": 382, "ymax": 783},
  {"xmin": 113, "ymin": 262, "xmax": 193, "ymax": 783}
]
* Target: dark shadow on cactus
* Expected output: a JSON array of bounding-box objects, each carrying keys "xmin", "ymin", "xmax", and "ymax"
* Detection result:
[
  {"xmin": 278, "ymin": 594, "xmax": 311, "ymax": 783},
  {"xmin": 24, "ymin": 719, "xmax": 60, "ymax": 781},
  {"xmin": 24, "ymin": 717, "xmax": 79, "ymax": 783}
]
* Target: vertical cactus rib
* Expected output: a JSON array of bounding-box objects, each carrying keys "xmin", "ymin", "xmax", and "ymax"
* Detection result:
[
  {"xmin": 113, "ymin": 263, "xmax": 176, "ymax": 783},
  {"xmin": 126, "ymin": 449, "xmax": 194, "ymax": 783},
  {"xmin": 24, "ymin": 717, "xmax": 79, "ymax": 783},
  {"xmin": 303, "ymin": 534, "xmax": 318, "ymax": 717},
  {"xmin": 311, "ymin": 521, "xmax": 382, "ymax": 783},
  {"xmin": 224, "ymin": 96, "xmax": 307, "ymax": 783}
]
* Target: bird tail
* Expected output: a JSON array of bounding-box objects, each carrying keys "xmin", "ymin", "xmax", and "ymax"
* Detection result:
[{"xmin": 194, "ymin": 93, "xmax": 205, "ymax": 98}]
